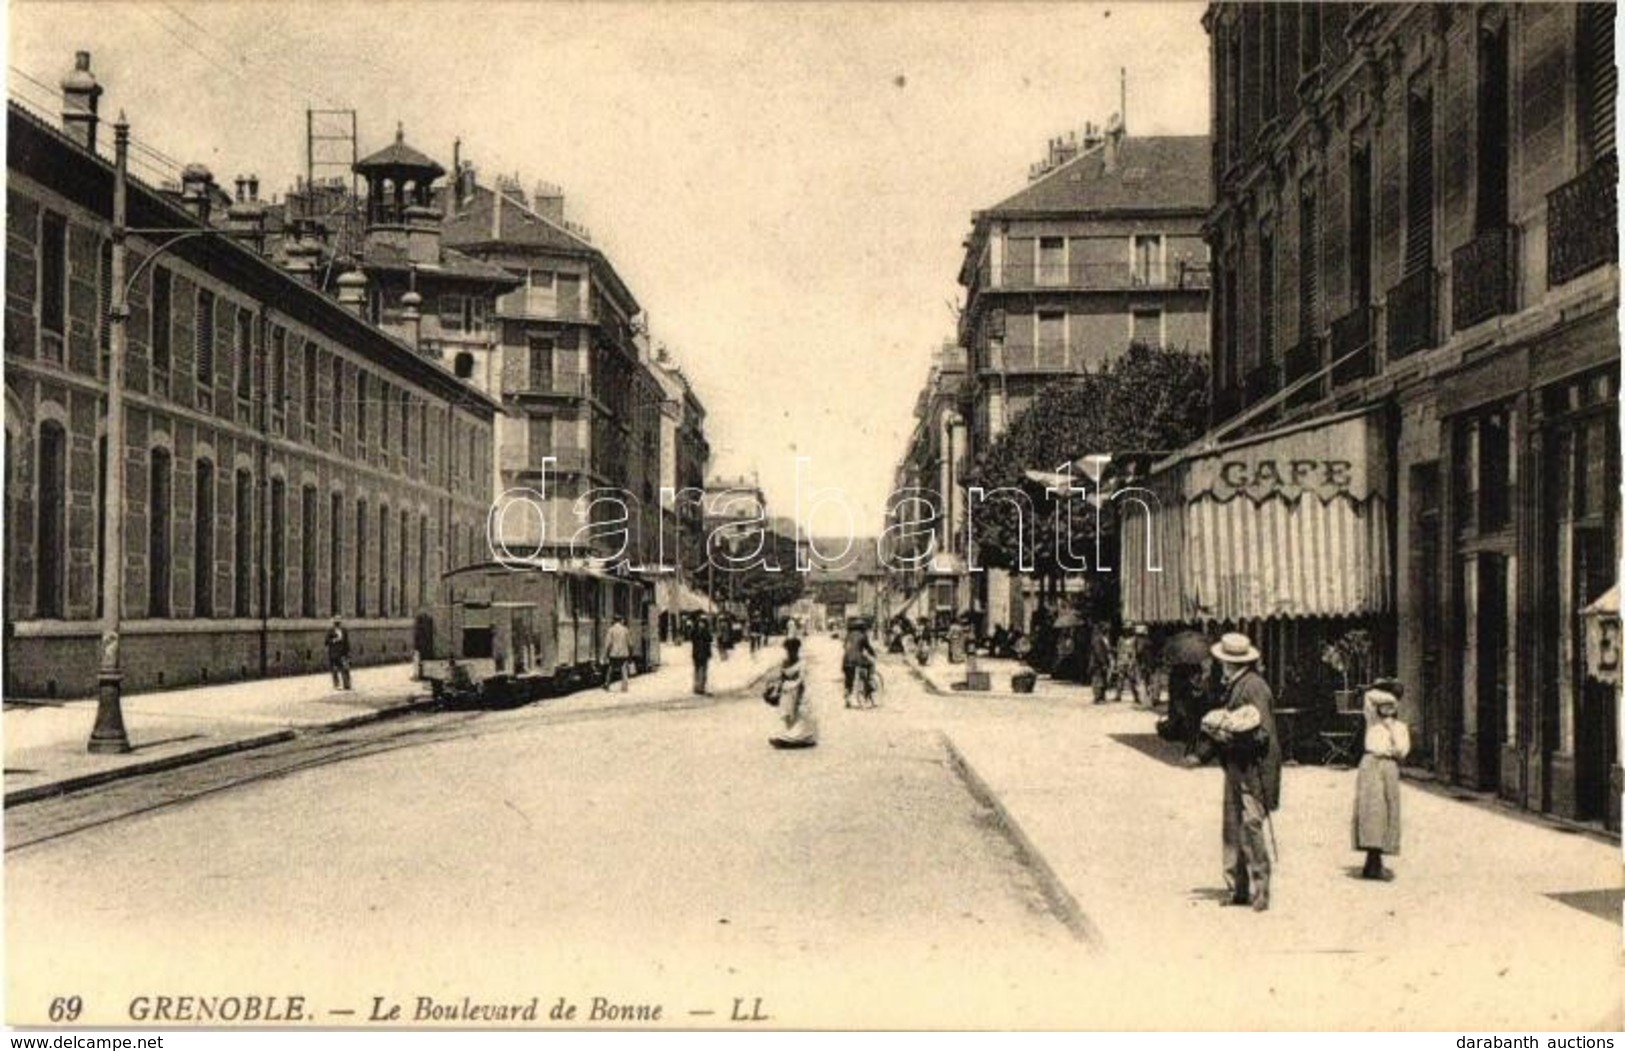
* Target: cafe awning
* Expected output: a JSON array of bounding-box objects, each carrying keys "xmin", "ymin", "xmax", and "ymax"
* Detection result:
[{"xmin": 1122, "ymin": 407, "xmax": 1392, "ymax": 624}]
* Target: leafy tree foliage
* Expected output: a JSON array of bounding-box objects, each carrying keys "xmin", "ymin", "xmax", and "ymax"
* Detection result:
[{"xmin": 965, "ymin": 343, "xmax": 1209, "ymax": 585}]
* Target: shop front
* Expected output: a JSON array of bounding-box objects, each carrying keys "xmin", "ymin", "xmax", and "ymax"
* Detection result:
[{"xmin": 1123, "ymin": 407, "xmax": 1395, "ymax": 742}]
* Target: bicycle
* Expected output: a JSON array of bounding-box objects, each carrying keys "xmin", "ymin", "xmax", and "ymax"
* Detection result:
[{"xmin": 852, "ymin": 663, "xmax": 884, "ymax": 709}]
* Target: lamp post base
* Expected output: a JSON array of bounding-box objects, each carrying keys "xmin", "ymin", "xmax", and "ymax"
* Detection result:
[{"xmin": 88, "ymin": 672, "xmax": 132, "ymax": 754}]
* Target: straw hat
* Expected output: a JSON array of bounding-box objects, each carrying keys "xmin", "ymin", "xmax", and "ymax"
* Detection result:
[{"xmin": 1210, "ymin": 631, "xmax": 1261, "ymax": 664}]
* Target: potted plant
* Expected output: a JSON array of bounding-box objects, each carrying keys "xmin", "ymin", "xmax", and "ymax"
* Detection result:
[{"xmin": 1322, "ymin": 629, "xmax": 1373, "ymax": 711}]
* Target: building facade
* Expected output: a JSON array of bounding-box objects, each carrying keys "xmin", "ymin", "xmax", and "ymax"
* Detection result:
[
  {"xmin": 4, "ymin": 78, "xmax": 500, "ymax": 698},
  {"xmin": 443, "ymin": 176, "xmax": 663, "ymax": 574},
  {"xmin": 956, "ymin": 122, "xmax": 1213, "ymax": 632},
  {"xmin": 886, "ymin": 342, "xmax": 970, "ymax": 629},
  {"xmin": 1127, "ymin": 3, "xmax": 1618, "ymax": 830}
]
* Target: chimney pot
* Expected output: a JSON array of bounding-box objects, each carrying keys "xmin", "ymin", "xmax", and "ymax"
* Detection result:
[
  {"xmin": 248, "ymin": 174, "xmax": 260, "ymax": 201},
  {"xmin": 60, "ymin": 50, "xmax": 104, "ymax": 152}
]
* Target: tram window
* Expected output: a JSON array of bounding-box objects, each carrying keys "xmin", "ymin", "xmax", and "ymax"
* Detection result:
[{"xmin": 462, "ymin": 627, "xmax": 493, "ymax": 659}]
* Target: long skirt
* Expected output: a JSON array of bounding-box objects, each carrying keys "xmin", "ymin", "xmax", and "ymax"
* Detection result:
[
  {"xmin": 1352, "ymin": 754, "xmax": 1402, "ymax": 853},
  {"xmin": 770, "ymin": 694, "xmax": 818, "ymax": 748}
]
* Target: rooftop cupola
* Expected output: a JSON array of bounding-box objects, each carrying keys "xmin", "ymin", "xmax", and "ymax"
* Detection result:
[
  {"xmin": 354, "ymin": 122, "xmax": 446, "ymax": 228},
  {"xmin": 354, "ymin": 123, "xmax": 447, "ymax": 264}
]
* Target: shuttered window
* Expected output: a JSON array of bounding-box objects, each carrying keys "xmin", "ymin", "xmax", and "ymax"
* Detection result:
[
  {"xmin": 1476, "ymin": 18, "xmax": 1511, "ymax": 231},
  {"xmin": 1580, "ymin": 4, "xmax": 1617, "ymax": 163},
  {"xmin": 1404, "ymin": 89, "xmax": 1434, "ymax": 276},
  {"xmin": 1350, "ymin": 145, "xmax": 1373, "ymax": 306},
  {"xmin": 196, "ymin": 288, "xmax": 215, "ymax": 385},
  {"xmin": 1299, "ymin": 187, "xmax": 1319, "ymax": 340},
  {"xmin": 1259, "ymin": 228, "xmax": 1276, "ymax": 368}
]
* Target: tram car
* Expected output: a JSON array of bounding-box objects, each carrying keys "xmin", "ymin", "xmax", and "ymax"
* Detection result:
[{"xmin": 418, "ymin": 560, "xmax": 651, "ymax": 705}]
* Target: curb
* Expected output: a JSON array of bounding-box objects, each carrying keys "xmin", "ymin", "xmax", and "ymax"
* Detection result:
[
  {"xmin": 937, "ymin": 730, "xmax": 1103, "ymax": 949},
  {"xmin": 4, "ymin": 695, "xmax": 437, "ymax": 808}
]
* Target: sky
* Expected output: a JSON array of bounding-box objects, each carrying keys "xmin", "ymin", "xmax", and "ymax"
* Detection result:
[{"xmin": 7, "ymin": 1, "xmax": 1210, "ymax": 532}]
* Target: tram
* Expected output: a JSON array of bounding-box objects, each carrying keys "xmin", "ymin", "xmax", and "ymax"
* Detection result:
[{"xmin": 418, "ymin": 560, "xmax": 651, "ymax": 705}]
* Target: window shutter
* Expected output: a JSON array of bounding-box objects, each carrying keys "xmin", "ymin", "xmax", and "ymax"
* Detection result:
[{"xmin": 1404, "ymin": 91, "xmax": 1434, "ymax": 276}]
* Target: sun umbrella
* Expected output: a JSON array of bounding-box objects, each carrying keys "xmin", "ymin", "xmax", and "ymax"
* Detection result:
[{"xmin": 1163, "ymin": 629, "xmax": 1211, "ymax": 666}]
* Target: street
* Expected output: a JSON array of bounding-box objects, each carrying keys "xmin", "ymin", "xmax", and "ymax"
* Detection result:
[{"xmin": 7, "ymin": 637, "xmax": 1083, "ymax": 1029}]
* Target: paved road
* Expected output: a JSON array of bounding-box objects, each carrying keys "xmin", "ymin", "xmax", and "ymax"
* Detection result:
[{"xmin": 7, "ymin": 637, "xmax": 1082, "ymax": 1029}]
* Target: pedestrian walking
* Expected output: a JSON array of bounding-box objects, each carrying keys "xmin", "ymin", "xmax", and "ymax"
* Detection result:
[
  {"xmin": 1353, "ymin": 679, "xmax": 1410, "ymax": 880},
  {"xmin": 1089, "ymin": 625, "xmax": 1115, "ymax": 704},
  {"xmin": 690, "ymin": 617, "xmax": 713, "ymax": 695},
  {"xmin": 325, "ymin": 617, "xmax": 352, "ymax": 691},
  {"xmin": 768, "ymin": 637, "xmax": 817, "ymax": 749},
  {"xmin": 603, "ymin": 615, "xmax": 633, "ymax": 692},
  {"xmin": 1187, "ymin": 631, "xmax": 1281, "ymax": 911}
]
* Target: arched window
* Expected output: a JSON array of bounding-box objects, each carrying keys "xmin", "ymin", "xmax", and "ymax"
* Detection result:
[
  {"xmin": 234, "ymin": 469, "xmax": 254, "ymax": 617},
  {"xmin": 354, "ymin": 499, "xmax": 368, "ymax": 617},
  {"xmin": 148, "ymin": 448, "xmax": 172, "ymax": 617},
  {"xmin": 34, "ymin": 421, "xmax": 67, "ymax": 618},
  {"xmin": 194, "ymin": 459, "xmax": 215, "ymax": 617}
]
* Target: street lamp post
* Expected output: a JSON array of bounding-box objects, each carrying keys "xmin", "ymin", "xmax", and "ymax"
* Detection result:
[
  {"xmin": 88, "ymin": 116, "xmax": 263, "ymax": 753},
  {"xmin": 88, "ymin": 114, "xmax": 131, "ymax": 753}
]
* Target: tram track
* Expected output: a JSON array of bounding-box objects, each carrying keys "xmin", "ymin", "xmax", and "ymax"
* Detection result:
[{"xmin": 5, "ymin": 677, "xmax": 766, "ymax": 854}]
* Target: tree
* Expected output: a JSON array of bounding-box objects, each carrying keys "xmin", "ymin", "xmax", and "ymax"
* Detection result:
[{"xmin": 965, "ymin": 343, "xmax": 1209, "ymax": 610}]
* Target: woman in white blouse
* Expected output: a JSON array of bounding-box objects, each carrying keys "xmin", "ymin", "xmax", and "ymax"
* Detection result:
[{"xmin": 1353, "ymin": 679, "xmax": 1410, "ymax": 880}]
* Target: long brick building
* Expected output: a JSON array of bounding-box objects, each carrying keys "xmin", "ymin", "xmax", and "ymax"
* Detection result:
[{"xmin": 3, "ymin": 59, "xmax": 500, "ymax": 698}]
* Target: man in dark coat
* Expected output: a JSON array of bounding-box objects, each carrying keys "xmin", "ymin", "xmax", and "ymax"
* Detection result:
[
  {"xmin": 690, "ymin": 617, "xmax": 714, "ymax": 695},
  {"xmin": 326, "ymin": 617, "xmax": 352, "ymax": 691},
  {"xmin": 1187, "ymin": 631, "xmax": 1281, "ymax": 911}
]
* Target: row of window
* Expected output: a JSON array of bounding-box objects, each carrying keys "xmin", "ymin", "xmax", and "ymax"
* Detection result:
[
  {"xmin": 26, "ymin": 419, "xmax": 474, "ymax": 620},
  {"xmin": 1213, "ymin": 5, "xmax": 1615, "ymax": 395},
  {"xmin": 31, "ymin": 218, "xmax": 484, "ymax": 483}
]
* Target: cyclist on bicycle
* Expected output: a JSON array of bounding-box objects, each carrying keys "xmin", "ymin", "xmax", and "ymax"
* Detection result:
[{"xmin": 842, "ymin": 622, "xmax": 878, "ymax": 709}]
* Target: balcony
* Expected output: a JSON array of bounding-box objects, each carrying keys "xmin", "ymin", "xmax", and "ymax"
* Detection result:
[
  {"xmin": 1282, "ymin": 336, "xmax": 1324, "ymax": 410},
  {"xmin": 1548, "ymin": 154, "xmax": 1618, "ymax": 287},
  {"xmin": 1386, "ymin": 268, "xmax": 1437, "ymax": 360},
  {"xmin": 1244, "ymin": 361, "xmax": 1281, "ymax": 405},
  {"xmin": 1329, "ymin": 304, "xmax": 1376, "ymax": 388},
  {"xmin": 1210, "ymin": 384, "xmax": 1243, "ymax": 426},
  {"xmin": 504, "ymin": 446, "xmax": 592, "ymax": 477},
  {"xmin": 1451, "ymin": 225, "xmax": 1518, "ymax": 331},
  {"xmin": 508, "ymin": 371, "xmax": 588, "ymax": 401},
  {"xmin": 977, "ymin": 260, "xmax": 1212, "ymax": 293}
]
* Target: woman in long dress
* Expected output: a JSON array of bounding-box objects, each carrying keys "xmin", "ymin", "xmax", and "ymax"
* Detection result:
[
  {"xmin": 769, "ymin": 638, "xmax": 818, "ymax": 749},
  {"xmin": 1353, "ymin": 680, "xmax": 1410, "ymax": 879}
]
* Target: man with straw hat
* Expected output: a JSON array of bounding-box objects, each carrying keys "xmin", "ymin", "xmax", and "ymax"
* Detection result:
[{"xmin": 1188, "ymin": 631, "xmax": 1282, "ymax": 911}]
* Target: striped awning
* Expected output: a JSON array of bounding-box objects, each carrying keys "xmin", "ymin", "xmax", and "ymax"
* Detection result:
[{"xmin": 1122, "ymin": 408, "xmax": 1392, "ymax": 624}]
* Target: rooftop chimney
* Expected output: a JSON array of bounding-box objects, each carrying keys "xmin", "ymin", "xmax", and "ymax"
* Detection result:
[
  {"xmin": 336, "ymin": 269, "xmax": 367, "ymax": 315},
  {"xmin": 1104, "ymin": 112, "xmax": 1125, "ymax": 173},
  {"xmin": 60, "ymin": 51, "xmax": 103, "ymax": 152},
  {"xmin": 533, "ymin": 181, "xmax": 564, "ymax": 224},
  {"xmin": 180, "ymin": 163, "xmax": 216, "ymax": 224}
]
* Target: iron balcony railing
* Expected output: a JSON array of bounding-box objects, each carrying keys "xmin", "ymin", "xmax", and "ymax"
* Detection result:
[
  {"xmin": 1548, "ymin": 153, "xmax": 1618, "ymax": 287},
  {"xmin": 1210, "ymin": 384, "xmax": 1243, "ymax": 426},
  {"xmin": 1282, "ymin": 336, "xmax": 1324, "ymax": 409},
  {"xmin": 1244, "ymin": 361, "xmax": 1281, "ymax": 405},
  {"xmin": 1451, "ymin": 225, "xmax": 1518, "ymax": 331},
  {"xmin": 976, "ymin": 260, "xmax": 1212, "ymax": 293},
  {"xmin": 508, "ymin": 371, "xmax": 588, "ymax": 400},
  {"xmin": 504, "ymin": 446, "xmax": 591, "ymax": 476},
  {"xmin": 1386, "ymin": 268, "xmax": 1437, "ymax": 360},
  {"xmin": 1329, "ymin": 304, "xmax": 1376, "ymax": 388}
]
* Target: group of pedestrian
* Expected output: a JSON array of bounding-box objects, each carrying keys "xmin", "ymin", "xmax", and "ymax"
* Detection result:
[
  {"xmin": 1086, "ymin": 623, "xmax": 1154, "ymax": 705},
  {"xmin": 1184, "ymin": 630, "xmax": 1410, "ymax": 912}
]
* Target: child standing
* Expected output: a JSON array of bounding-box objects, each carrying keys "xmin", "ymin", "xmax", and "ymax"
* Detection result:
[{"xmin": 1353, "ymin": 679, "xmax": 1410, "ymax": 880}]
